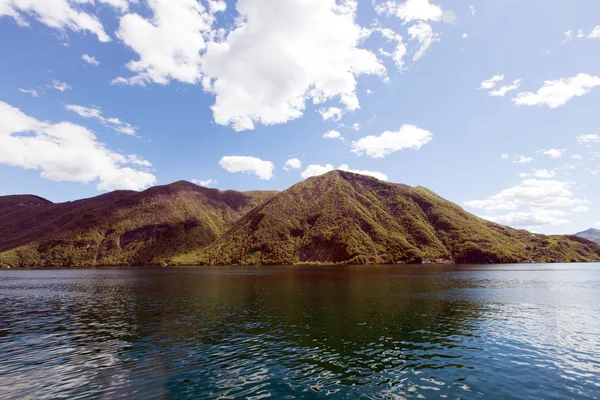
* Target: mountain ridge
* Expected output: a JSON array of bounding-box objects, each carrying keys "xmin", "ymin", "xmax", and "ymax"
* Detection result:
[
  {"xmin": 575, "ymin": 228, "xmax": 600, "ymax": 244},
  {"xmin": 1, "ymin": 171, "xmax": 599, "ymax": 267}
]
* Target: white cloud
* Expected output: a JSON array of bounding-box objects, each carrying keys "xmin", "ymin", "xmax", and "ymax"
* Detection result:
[
  {"xmin": 482, "ymin": 209, "xmax": 571, "ymax": 228},
  {"xmin": 540, "ymin": 148, "xmax": 565, "ymax": 159},
  {"xmin": 218, "ymin": 156, "xmax": 274, "ymax": 180},
  {"xmin": 572, "ymin": 205, "xmax": 589, "ymax": 213},
  {"xmin": 501, "ymin": 153, "xmax": 509, "ymax": 160},
  {"xmin": 114, "ymin": 0, "xmax": 218, "ymax": 86},
  {"xmin": 65, "ymin": 104, "xmax": 137, "ymax": 136},
  {"xmin": 408, "ymin": 22, "xmax": 438, "ymax": 61},
  {"xmin": 563, "ymin": 30, "xmax": 573, "ymax": 43},
  {"xmin": 577, "ymin": 134, "xmax": 600, "ymax": 144},
  {"xmin": 352, "ymin": 124, "xmax": 432, "ymax": 158},
  {"xmin": 520, "ymin": 169, "xmax": 556, "ymax": 179},
  {"xmin": 462, "ymin": 33, "xmax": 468, "ymax": 39},
  {"xmin": 19, "ymin": 88, "xmax": 39, "ymax": 97},
  {"xmin": 0, "ymin": 0, "xmax": 111, "ymax": 42},
  {"xmin": 0, "ymin": 101, "xmax": 155, "ymax": 191},
  {"xmin": 374, "ymin": 27, "xmax": 407, "ymax": 70},
  {"xmin": 489, "ymin": 79, "xmax": 521, "ymax": 97},
  {"xmin": 465, "ymin": 179, "xmax": 583, "ymax": 210},
  {"xmin": 318, "ymin": 107, "xmax": 344, "ymax": 122},
  {"xmin": 338, "ymin": 164, "xmax": 388, "ymax": 181},
  {"xmin": 589, "ymin": 26, "xmax": 600, "ymax": 39},
  {"xmin": 323, "ymin": 130, "xmax": 344, "ymax": 140},
  {"xmin": 479, "ymin": 74, "xmax": 504, "ymax": 90},
  {"xmin": 82, "ymin": 54, "xmax": 100, "ymax": 66},
  {"xmin": 572, "ymin": 154, "xmax": 583, "ymax": 160},
  {"xmin": 202, "ymin": 0, "xmax": 385, "ymax": 131},
  {"xmin": 51, "ymin": 80, "xmax": 71, "ymax": 92},
  {"xmin": 513, "ymin": 73, "xmax": 600, "ymax": 108},
  {"xmin": 283, "ymin": 158, "xmax": 302, "ymax": 171},
  {"xmin": 375, "ymin": 0, "xmax": 443, "ymax": 24},
  {"xmin": 300, "ymin": 163, "xmax": 388, "ymax": 181},
  {"xmin": 465, "ymin": 178, "xmax": 586, "ymax": 228},
  {"xmin": 513, "ymin": 155, "xmax": 533, "ymax": 164},
  {"xmin": 192, "ymin": 178, "xmax": 217, "ymax": 186},
  {"xmin": 98, "ymin": 0, "xmax": 137, "ymax": 13},
  {"xmin": 469, "ymin": 5, "xmax": 475, "ymax": 16},
  {"xmin": 301, "ymin": 164, "xmax": 334, "ymax": 179}
]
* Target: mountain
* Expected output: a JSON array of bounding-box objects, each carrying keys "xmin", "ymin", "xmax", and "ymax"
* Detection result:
[
  {"xmin": 1, "ymin": 171, "xmax": 599, "ymax": 268},
  {"xmin": 172, "ymin": 171, "xmax": 600, "ymax": 265},
  {"xmin": 575, "ymin": 228, "xmax": 600, "ymax": 244},
  {"xmin": 0, "ymin": 181, "xmax": 277, "ymax": 267}
]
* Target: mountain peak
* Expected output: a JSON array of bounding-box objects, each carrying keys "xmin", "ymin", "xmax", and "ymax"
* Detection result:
[{"xmin": 575, "ymin": 228, "xmax": 600, "ymax": 244}]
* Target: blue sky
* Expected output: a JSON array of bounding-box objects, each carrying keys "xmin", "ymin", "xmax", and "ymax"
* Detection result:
[{"xmin": 0, "ymin": 0, "xmax": 599, "ymax": 234}]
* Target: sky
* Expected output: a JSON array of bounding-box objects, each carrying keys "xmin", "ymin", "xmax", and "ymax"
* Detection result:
[{"xmin": 0, "ymin": 0, "xmax": 599, "ymax": 235}]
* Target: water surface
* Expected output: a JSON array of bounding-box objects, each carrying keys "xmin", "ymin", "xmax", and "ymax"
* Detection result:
[{"xmin": 1, "ymin": 264, "xmax": 599, "ymax": 399}]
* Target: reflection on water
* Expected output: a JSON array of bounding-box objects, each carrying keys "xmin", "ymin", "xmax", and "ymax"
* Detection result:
[{"xmin": 0, "ymin": 264, "xmax": 599, "ymax": 399}]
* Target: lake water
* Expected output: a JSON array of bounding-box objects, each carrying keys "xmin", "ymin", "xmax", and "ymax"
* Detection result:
[{"xmin": 1, "ymin": 264, "xmax": 599, "ymax": 399}]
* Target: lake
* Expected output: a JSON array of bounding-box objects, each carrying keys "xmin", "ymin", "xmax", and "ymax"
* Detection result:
[{"xmin": 1, "ymin": 264, "xmax": 599, "ymax": 399}]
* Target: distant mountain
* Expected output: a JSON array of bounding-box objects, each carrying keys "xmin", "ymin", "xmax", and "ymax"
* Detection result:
[
  {"xmin": 575, "ymin": 228, "xmax": 600, "ymax": 244},
  {"xmin": 0, "ymin": 181, "xmax": 277, "ymax": 267},
  {"xmin": 1, "ymin": 171, "xmax": 599, "ymax": 268},
  {"xmin": 173, "ymin": 171, "xmax": 600, "ymax": 265}
]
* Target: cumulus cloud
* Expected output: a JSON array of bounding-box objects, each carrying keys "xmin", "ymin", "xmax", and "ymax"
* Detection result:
[
  {"xmin": 513, "ymin": 155, "xmax": 533, "ymax": 164},
  {"xmin": 192, "ymin": 178, "xmax": 217, "ymax": 186},
  {"xmin": 479, "ymin": 74, "xmax": 504, "ymax": 90},
  {"xmin": 113, "ymin": 0, "xmax": 219, "ymax": 86},
  {"xmin": 374, "ymin": 0, "xmax": 443, "ymax": 24},
  {"xmin": 318, "ymin": 107, "xmax": 344, "ymax": 122},
  {"xmin": 408, "ymin": 22, "xmax": 439, "ymax": 61},
  {"xmin": 501, "ymin": 153, "xmax": 509, "ymax": 160},
  {"xmin": 465, "ymin": 178, "xmax": 587, "ymax": 228},
  {"xmin": 351, "ymin": 124, "xmax": 433, "ymax": 158},
  {"xmin": 283, "ymin": 158, "xmax": 302, "ymax": 171},
  {"xmin": 540, "ymin": 148, "xmax": 565, "ymax": 159},
  {"xmin": 0, "ymin": 101, "xmax": 156, "ymax": 191},
  {"xmin": 589, "ymin": 26, "xmax": 600, "ymax": 39},
  {"xmin": 98, "ymin": 0, "xmax": 137, "ymax": 13},
  {"xmin": 323, "ymin": 130, "xmax": 344, "ymax": 140},
  {"xmin": 338, "ymin": 164, "xmax": 388, "ymax": 181},
  {"xmin": 520, "ymin": 169, "xmax": 556, "ymax": 179},
  {"xmin": 300, "ymin": 163, "xmax": 388, "ymax": 181},
  {"xmin": 19, "ymin": 88, "xmax": 39, "ymax": 97},
  {"xmin": 65, "ymin": 104, "xmax": 137, "ymax": 136},
  {"xmin": 489, "ymin": 79, "xmax": 521, "ymax": 97},
  {"xmin": 513, "ymin": 73, "xmax": 600, "ymax": 108},
  {"xmin": 218, "ymin": 156, "xmax": 274, "ymax": 180},
  {"xmin": 0, "ymin": 0, "xmax": 111, "ymax": 42},
  {"xmin": 577, "ymin": 134, "xmax": 600, "ymax": 144},
  {"xmin": 374, "ymin": 27, "xmax": 407, "ymax": 70},
  {"xmin": 301, "ymin": 164, "xmax": 334, "ymax": 179},
  {"xmin": 51, "ymin": 80, "xmax": 71, "ymax": 92},
  {"xmin": 82, "ymin": 54, "xmax": 100, "ymax": 66},
  {"xmin": 201, "ymin": 0, "xmax": 385, "ymax": 131}
]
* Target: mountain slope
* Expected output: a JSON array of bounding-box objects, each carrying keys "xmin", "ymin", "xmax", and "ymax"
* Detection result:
[
  {"xmin": 575, "ymin": 228, "xmax": 600, "ymax": 244},
  {"xmin": 173, "ymin": 171, "xmax": 600, "ymax": 265},
  {"xmin": 0, "ymin": 182, "xmax": 277, "ymax": 267}
]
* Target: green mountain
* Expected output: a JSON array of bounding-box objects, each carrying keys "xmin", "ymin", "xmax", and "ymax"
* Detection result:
[
  {"xmin": 173, "ymin": 171, "xmax": 600, "ymax": 265},
  {"xmin": 575, "ymin": 228, "xmax": 600, "ymax": 244},
  {"xmin": 1, "ymin": 171, "xmax": 599, "ymax": 268},
  {"xmin": 0, "ymin": 181, "xmax": 277, "ymax": 267}
]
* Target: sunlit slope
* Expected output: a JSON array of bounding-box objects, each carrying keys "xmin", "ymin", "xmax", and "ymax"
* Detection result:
[
  {"xmin": 174, "ymin": 171, "xmax": 600, "ymax": 265},
  {"xmin": 0, "ymin": 182, "xmax": 277, "ymax": 267}
]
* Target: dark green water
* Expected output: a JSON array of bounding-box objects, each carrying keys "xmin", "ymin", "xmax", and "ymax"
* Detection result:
[{"xmin": 1, "ymin": 264, "xmax": 599, "ymax": 399}]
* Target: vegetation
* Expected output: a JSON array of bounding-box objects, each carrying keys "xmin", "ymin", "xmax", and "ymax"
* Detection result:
[{"xmin": 1, "ymin": 171, "xmax": 599, "ymax": 268}]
